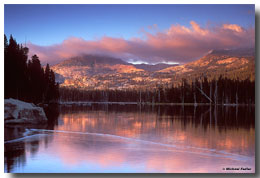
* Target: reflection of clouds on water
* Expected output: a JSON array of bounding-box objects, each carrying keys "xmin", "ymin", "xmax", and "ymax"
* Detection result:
[
  {"xmin": 4, "ymin": 105, "xmax": 255, "ymax": 173},
  {"xmin": 56, "ymin": 105, "xmax": 255, "ymax": 157},
  {"xmin": 23, "ymin": 129, "xmax": 254, "ymax": 173}
]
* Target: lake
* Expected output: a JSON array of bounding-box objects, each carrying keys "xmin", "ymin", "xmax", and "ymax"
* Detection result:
[{"xmin": 4, "ymin": 104, "xmax": 255, "ymax": 173}]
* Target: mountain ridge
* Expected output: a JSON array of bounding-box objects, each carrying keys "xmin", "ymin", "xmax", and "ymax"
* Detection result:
[
  {"xmin": 55, "ymin": 54, "xmax": 128, "ymax": 67},
  {"xmin": 51, "ymin": 48, "xmax": 255, "ymax": 89}
]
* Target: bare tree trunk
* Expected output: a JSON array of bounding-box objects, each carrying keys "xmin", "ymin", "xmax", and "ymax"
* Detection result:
[
  {"xmin": 236, "ymin": 91, "xmax": 238, "ymax": 104},
  {"xmin": 210, "ymin": 82, "xmax": 212, "ymax": 105},
  {"xmin": 196, "ymin": 86, "xmax": 213, "ymax": 103},
  {"xmin": 182, "ymin": 92, "xmax": 184, "ymax": 104},
  {"xmin": 158, "ymin": 90, "xmax": 160, "ymax": 103},
  {"xmin": 214, "ymin": 80, "xmax": 218, "ymax": 104},
  {"xmin": 194, "ymin": 92, "xmax": 197, "ymax": 105},
  {"xmin": 193, "ymin": 81, "xmax": 197, "ymax": 105}
]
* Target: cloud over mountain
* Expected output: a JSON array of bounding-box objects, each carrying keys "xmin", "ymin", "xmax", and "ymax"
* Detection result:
[{"xmin": 28, "ymin": 21, "xmax": 255, "ymax": 65}]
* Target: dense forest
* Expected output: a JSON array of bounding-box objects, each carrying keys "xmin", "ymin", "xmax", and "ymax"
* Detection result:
[
  {"xmin": 4, "ymin": 34, "xmax": 59, "ymax": 104},
  {"xmin": 60, "ymin": 76, "xmax": 255, "ymax": 104}
]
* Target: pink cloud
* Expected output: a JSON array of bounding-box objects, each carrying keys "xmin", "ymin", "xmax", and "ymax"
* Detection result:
[
  {"xmin": 27, "ymin": 21, "xmax": 255, "ymax": 65},
  {"xmin": 190, "ymin": 21, "xmax": 209, "ymax": 35},
  {"xmin": 222, "ymin": 24, "xmax": 243, "ymax": 32}
]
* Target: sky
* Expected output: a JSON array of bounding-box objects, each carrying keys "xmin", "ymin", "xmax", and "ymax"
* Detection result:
[{"xmin": 4, "ymin": 4, "xmax": 255, "ymax": 65}]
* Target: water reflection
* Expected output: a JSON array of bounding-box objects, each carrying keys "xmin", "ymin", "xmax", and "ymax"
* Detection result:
[
  {"xmin": 4, "ymin": 104, "xmax": 60, "ymax": 172},
  {"xmin": 4, "ymin": 104, "xmax": 255, "ymax": 173}
]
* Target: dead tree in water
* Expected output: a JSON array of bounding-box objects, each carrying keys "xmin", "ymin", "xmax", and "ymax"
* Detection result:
[
  {"xmin": 214, "ymin": 79, "xmax": 218, "ymax": 104},
  {"xmin": 196, "ymin": 86, "xmax": 213, "ymax": 103}
]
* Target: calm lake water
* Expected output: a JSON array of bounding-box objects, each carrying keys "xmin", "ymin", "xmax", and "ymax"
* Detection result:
[{"xmin": 4, "ymin": 104, "xmax": 255, "ymax": 173}]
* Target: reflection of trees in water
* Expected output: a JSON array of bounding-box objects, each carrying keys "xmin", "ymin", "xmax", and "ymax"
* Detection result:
[
  {"xmin": 5, "ymin": 104, "xmax": 254, "ymax": 172},
  {"xmin": 28, "ymin": 140, "xmax": 40, "ymax": 157},
  {"xmin": 156, "ymin": 105, "xmax": 254, "ymax": 132},
  {"xmin": 5, "ymin": 142, "xmax": 26, "ymax": 173},
  {"xmin": 4, "ymin": 104, "xmax": 60, "ymax": 173},
  {"xmin": 59, "ymin": 104, "xmax": 255, "ymax": 158},
  {"xmin": 60, "ymin": 104, "xmax": 254, "ymax": 131},
  {"xmin": 44, "ymin": 104, "xmax": 60, "ymax": 129}
]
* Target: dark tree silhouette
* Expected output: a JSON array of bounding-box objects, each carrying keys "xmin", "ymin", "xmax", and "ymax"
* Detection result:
[{"xmin": 4, "ymin": 34, "xmax": 59, "ymax": 104}]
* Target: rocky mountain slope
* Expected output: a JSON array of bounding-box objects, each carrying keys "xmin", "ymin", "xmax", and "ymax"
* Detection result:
[
  {"xmin": 51, "ymin": 55, "xmax": 174, "ymax": 89},
  {"xmin": 52, "ymin": 55, "xmax": 144, "ymax": 79},
  {"xmin": 51, "ymin": 48, "xmax": 255, "ymax": 90},
  {"xmin": 158, "ymin": 48, "xmax": 255, "ymax": 82},
  {"xmin": 134, "ymin": 63, "xmax": 178, "ymax": 72}
]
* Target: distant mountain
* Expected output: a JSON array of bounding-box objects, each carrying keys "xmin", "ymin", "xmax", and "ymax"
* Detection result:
[
  {"xmin": 209, "ymin": 48, "xmax": 255, "ymax": 57},
  {"xmin": 51, "ymin": 48, "xmax": 254, "ymax": 89},
  {"xmin": 55, "ymin": 55, "xmax": 177, "ymax": 72},
  {"xmin": 134, "ymin": 63, "xmax": 178, "ymax": 72},
  {"xmin": 51, "ymin": 55, "xmax": 145, "ymax": 88},
  {"xmin": 159, "ymin": 48, "xmax": 255, "ymax": 82},
  {"xmin": 55, "ymin": 54, "xmax": 127, "ymax": 67}
]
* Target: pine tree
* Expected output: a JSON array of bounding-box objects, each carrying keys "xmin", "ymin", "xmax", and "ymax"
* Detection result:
[{"xmin": 4, "ymin": 34, "xmax": 59, "ymax": 104}]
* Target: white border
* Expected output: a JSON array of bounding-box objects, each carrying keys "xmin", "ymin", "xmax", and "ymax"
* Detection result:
[{"xmin": 1, "ymin": 1, "xmax": 259, "ymax": 178}]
